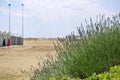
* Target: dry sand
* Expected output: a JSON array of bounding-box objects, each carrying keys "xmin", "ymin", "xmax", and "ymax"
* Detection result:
[{"xmin": 0, "ymin": 39, "xmax": 57, "ymax": 80}]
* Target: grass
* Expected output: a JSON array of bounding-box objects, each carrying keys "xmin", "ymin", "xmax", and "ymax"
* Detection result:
[{"xmin": 30, "ymin": 13, "xmax": 120, "ymax": 80}]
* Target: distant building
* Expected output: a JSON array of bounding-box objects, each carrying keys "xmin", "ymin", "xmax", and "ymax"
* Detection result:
[
  {"xmin": 0, "ymin": 31, "xmax": 23, "ymax": 47},
  {"xmin": 0, "ymin": 31, "xmax": 3, "ymax": 47},
  {"xmin": 65, "ymin": 35, "xmax": 80, "ymax": 42}
]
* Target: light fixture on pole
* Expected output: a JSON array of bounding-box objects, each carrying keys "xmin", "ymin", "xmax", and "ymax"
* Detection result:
[
  {"xmin": 21, "ymin": 3, "xmax": 24, "ymax": 45},
  {"xmin": 8, "ymin": 4, "xmax": 11, "ymax": 46},
  {"xmin": 21, "ymin": 3, "xmax": 24, "ymax": 38},
  {"xmin": 8, "ymin": 4, "xmax": 11, "ymax": 34}
]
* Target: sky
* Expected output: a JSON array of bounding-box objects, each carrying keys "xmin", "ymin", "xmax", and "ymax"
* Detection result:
[{"xmin": 0, "ymin": 0, "xmax": 120, "ymax": 38}]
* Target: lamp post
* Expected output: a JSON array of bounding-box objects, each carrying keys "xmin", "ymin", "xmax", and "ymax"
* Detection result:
[
  {"xmin": 21, "ymin": 3, "xmax": 24, "ymax": 45},
  {"xmin": 21, "ymin": 3, "xmax": 24, "ymax": 38},
  {"xmin": 8, "ymin": 4, "xmax": 11, "ymax": 46},
  {"xmin": 8, "ymin": 4, "xmax": 11, "ymax": 34}
]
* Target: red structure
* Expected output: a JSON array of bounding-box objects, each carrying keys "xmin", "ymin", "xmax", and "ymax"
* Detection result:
[{"xmin": 7, "ymin": 39, "xmax": 10, "ymax": 46}]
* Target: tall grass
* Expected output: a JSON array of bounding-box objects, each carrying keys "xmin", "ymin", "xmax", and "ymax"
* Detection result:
[{"xmin": 31, "ymin": 13, "xmax": 120, "ymax": 80}]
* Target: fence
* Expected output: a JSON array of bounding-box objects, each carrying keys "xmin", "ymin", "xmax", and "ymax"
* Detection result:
[{"xmin": 0, "ymin": 31, "xmax": 23, "ymax": 47}]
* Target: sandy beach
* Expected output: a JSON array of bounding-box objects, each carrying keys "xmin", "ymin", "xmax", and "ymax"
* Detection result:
[{"xmin": 0, "ymin": 39, "xmax": 57, "ymax": 80}]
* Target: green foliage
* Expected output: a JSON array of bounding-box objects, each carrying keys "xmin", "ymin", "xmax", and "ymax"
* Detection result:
[
  {"xmin": 51, "ymin": 65, "xmax": 120, "ymax": 80},
  {"xmin": 30, "ymin": 13, "xmax": 120, "ymax": 80},
  {"xmin": 79, "ymin": 65, "xmax": 119, "ymax": 80}
]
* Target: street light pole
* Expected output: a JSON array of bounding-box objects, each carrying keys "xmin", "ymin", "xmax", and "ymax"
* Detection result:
[
  {"xmin": 8, "ymin": 4, "xmax": 11, "ymax": 34},
  {"xmin": 21, "ymin": 3, "xmax": 24, "ymax": 38},
  {"xmin": 21, "ymin": 3, "xmax": 24, "ymax": 45},
  {"xmin": 8, "ymin": 4, "xmax": 11, "ymax": 46}
]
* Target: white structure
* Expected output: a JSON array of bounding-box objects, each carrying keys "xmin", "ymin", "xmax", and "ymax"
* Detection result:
[{"xmin": 0, "ymin": 31, "xmax": 3, "ymax": 47}]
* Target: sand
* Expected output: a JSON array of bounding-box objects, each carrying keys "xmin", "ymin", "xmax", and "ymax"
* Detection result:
[{"xmin": 0, "ymin": 39, "xmax": 57, "ymax": 80}]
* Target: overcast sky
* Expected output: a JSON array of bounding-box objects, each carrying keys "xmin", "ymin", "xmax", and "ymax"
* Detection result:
[{"xmin": 0, "ymin": 0, "xmax": 120, "ymax": 38}]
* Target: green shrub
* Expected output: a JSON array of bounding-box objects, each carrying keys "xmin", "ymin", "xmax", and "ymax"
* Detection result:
[
  {"xmin": 50, "ymin": 65, "xmax": 120, "ymax": 80},
  {"xmin": 31, "ymin": 13, "xmax": 120, "ymax": 80}
]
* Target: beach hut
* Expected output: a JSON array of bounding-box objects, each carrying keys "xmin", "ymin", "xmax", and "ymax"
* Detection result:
[
  {"xmin": 10, "ymin": 36, "xmax": 14, "ymax": 45},
  {"xmin": 2, "ymin": 32, "xmax": 6, "ymax": 46},
  {"xmin": 20, "ymin": 37, "xmax": 23, "ymax": 45},
  {"xmin": 0, "ymin": 31, "xmax": 3, "ymax": 47},
  {"xmin": 11, "ymin": 36, "xmax": 16, "ymax": 45},
  {"xmin": 5, "ymin": 32, "xmax": 8, "ymax": 46},
  {"xmin": 7, "ymin": 32, "xmax": 10, "ymax": 46}
]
